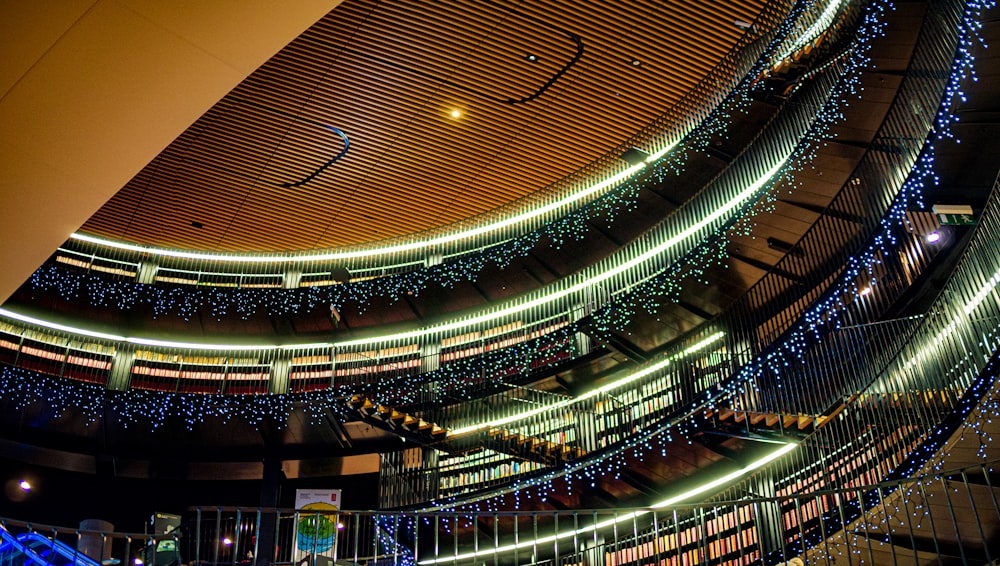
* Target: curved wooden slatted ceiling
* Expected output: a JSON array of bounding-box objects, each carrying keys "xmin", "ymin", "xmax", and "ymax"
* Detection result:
[{"xmin": 82, "ymin": 0, "xmax": 769, "ymax": 252}]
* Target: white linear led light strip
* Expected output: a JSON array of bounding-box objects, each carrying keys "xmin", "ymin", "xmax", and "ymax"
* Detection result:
[
  {"xmin": 782, "ymin": 0, "xmax": 846, "ymax": 58},
  {"xmin": 70, "ymin": 160, "xmax": 651, "ymax": 264},
  {"xmin": 415, "ymin": 442, "xmax": 797, "ymax": 565},
  {"xmin": 450, "ymin": 331, "xmax": 725, "ymax": 435},
  {"xmin": 65, "ymin": 0, "xmax": 843, "ymax": 266},
  {"xmin": 900, "ymin": 264, "xmax": 1000, "ymax": 372},
  {"xmin": 2, "ymin": 149, "xmax": 791, "ymax": 352},
  {"xmin": 4, "ymin": 150, "xmax": 793, "ymax": 352}
]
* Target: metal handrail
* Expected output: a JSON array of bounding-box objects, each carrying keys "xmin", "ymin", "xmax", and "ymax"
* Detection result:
[
  {"xmin": 7, "ymin": 458, "xmax": 996, "ymax": 566},
  {"xmin": 51, "ymin": 0, "xmax": 820, "ymax": 280}
]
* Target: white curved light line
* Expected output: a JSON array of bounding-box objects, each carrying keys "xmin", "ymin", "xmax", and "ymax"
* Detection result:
[
  {"xmin": 69, "ymin": 161, "xmax": 651, "ymax": 264},
  {"xmin": 0, "ymin": 309, "xmax": 298, "ymax": 352},
  {"xmin": 333, "ymin": 151, "xmax": 789, "ymax": 348},
  {"xmin": 415, "ymin": 442, "xmax": 797, "ymax": 565},
  {"xmin": 900, "ymin": 264, "xmax": 1000, "ymax": 371},
  {"xmin": 450, "ymin": 331, "xmax": 725, "ymax": 436},
  {"xmin": 782, "ymin": 0, "xmax": 845, "ymax": 58},
  {"xmin": 0, "ymin": 310, "xmax": 127, "ymax": 343},
  {"xmin": 67, "ymin": 0, "xmax": 844, "ymax": 269},
  {"xmin": 4, "ymin": 151, "xmax": 790, "ymax": 352}
]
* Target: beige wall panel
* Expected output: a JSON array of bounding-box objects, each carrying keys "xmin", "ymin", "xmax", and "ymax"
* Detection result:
[{"xmin": 0, "ymin": 0, "xmax": 339, "ymax": 303}]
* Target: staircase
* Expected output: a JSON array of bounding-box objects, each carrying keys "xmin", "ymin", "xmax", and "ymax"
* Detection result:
[
  {"xmin": 700, "ymin": 399, "xmax": 847, "ymax": 439},
  {"xmin": 348, "ymin": 394, "xmax": 449, "ymax": 443},
  {"xmin": 484, "ymin": 427, "xmax": 586, "ymax": 465}
]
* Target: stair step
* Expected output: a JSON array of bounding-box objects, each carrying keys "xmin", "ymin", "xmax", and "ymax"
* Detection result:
[
  {"xmin": 347, "ymin": 394, "xmax": 449, "ymax": 442},
  {"xmin": 482, "ymin": 427, "xmax": 585, "ymax": 464}
]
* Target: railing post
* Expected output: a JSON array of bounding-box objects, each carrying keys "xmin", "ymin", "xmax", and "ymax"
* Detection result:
[
  {"xmin": 283, "ymin": 269, "xmax": 301, "ymax": 289},
  {"xmin": 213, "ymin": 509, "xmax": 222, "ymax": 566},
  {"xmin": 412, "ymin": 513, "xmax": 419, "ymax": 566},
  {"xmin": 582, "ymin": 511, "xmax": 603, "ymax": 566},
  {"xmin": 125, "ymin": 535, "xmax": 134, "ymax": 566},
  {"xmin": 750, "ymin": 469, "xmax": 783, "ymax": 559},
  {"xmin": 269, "ymin": 354, "xmax": 291, "ymax": 394},
  {"xmin": 939, "ymin": 476, "xmax": 968, "ymax": 565},
  {"xmin": 107, "ymin": 347, "xmax": 136, "ymax": 391},
  {"xmin": 494, "ymin": 513, "xmax": 500, "ymax": 566},
  {"xmin": 420, "ymin": 341, "xmax": 441, "ymax": 374},
  {"xmin": 252, "ymin": 510, "xmax": 262, "ymax": 566},
  {"xmin": 194, "ymin": 510, "xmax": 202, "ymax": 566},
  {"xmin": 353, "ymin": 513, "xmax": 361, "ymax": 565},
  {"xmin": 652, "ymin": 511, "xmax": 662, "ymax": 566},
  {"xmin": 256, "ymin": 457, "xmax": 283, "ymax": 566},
  {"xmin": 137, "ymin": 262, "xmax": 159, "ymax": 285}
]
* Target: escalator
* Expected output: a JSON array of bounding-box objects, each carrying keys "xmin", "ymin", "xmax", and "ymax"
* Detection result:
[{"xmin": 0, "ymin": 528, "xmax": 101, "ymax": 566}]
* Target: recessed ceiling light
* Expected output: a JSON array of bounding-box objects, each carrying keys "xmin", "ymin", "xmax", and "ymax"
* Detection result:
[
  {"xmin": 450, "ymin": 109, "xmax": 462, "ymax": 119},
  {"xmin": 629, "ymin": 58, "xmax": 642, "ymax": 67},
  {"xmin": 926, "ymin": 231, "xmax": 941, "ymax": 243},
  {"xmin": 18, "ymin": 480, "xmax": 31, "ymax": 492},
  {"xmin": 525, "ymin": 54, "xmax": 539, "ymax": 62}
]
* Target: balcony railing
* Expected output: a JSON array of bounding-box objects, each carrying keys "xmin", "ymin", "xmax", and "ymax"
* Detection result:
[
  {"xmin": 4, "ymin": 458, "xmax": 999, "ymax": 566},
  {"xmin": 366, "ymin": 0, "xmax": 986, "ymax": 506},
  {"xmin": 0, "ymin": 43, "xmax": 855, "ymax": 393},
  {"xmin": 48, "ymin": 0, "xmax": 860, "ymax": 286}
]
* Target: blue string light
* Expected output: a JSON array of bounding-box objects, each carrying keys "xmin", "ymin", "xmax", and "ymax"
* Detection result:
[{"xmin": 1, "ymin": 4, "xmax": 995, "ymax": 546}]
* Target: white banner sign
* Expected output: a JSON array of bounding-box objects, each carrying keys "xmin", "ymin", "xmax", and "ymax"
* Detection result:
[{"xmin": 294, "ymin": 489, "xmax": 342, "ymax": 558}]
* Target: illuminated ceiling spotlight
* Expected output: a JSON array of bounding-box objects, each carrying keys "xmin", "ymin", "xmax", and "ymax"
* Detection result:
[
  {"xmin": 222, "ymin": 538, "xmax": 233, "ymax": 547},
  {"xmin": 629, "ymin": 58, "xmax": 643, "ymax": 67},
  {"xmin": 525, "ymin": 53, "xmax": 539, "ymax": 62},
  {"xmin": 858, "ymin": 286, "xmax": 872, "ymax": 297},
  {"xmin": 925, "ymin": 231, "xmax": 941, "ymax": 243},
  {"xmin": 5, "ymin": 478, "xmax": 33, "ymax": 502},
  {"xmin": 449, "ymin": 109, "xmax": 462, "ymax": 119}
]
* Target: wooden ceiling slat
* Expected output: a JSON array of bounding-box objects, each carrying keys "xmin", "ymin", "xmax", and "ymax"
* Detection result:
[{"xmin": 83, "ymin": 0, "xmax": 770, "ymax": 252}]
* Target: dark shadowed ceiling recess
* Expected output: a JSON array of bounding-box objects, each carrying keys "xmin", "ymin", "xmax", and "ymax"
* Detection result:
[{"xmin": 82, "ymin": 0, "xmax": 768, "ymax": 252}]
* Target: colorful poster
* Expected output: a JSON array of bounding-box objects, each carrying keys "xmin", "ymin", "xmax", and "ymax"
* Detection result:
[{"xmin": 294, "ymin": 489, "xmax": 342, "ymax": 559}]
